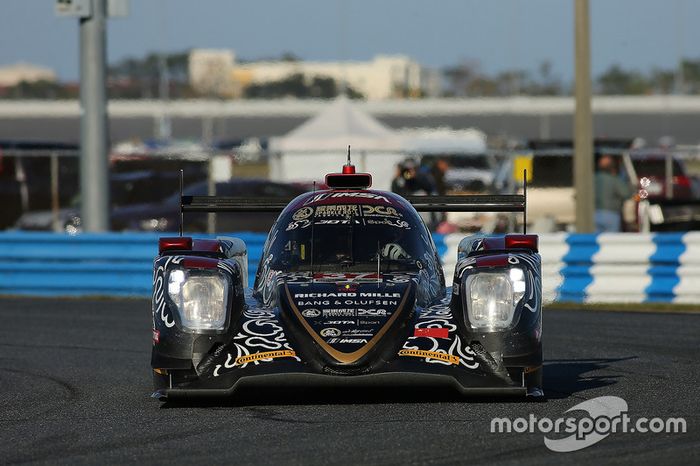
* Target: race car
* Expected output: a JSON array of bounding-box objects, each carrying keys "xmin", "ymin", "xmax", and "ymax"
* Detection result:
[{"xmin": 151, "ymin": 157, "xmax": 543, "ymax": 400}]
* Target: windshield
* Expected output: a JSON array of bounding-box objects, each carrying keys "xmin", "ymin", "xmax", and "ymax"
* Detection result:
[
  {"xmin": 632, "ymin": 158, "xmax": 684, "ymax": 177},
  {"xmin": 423, "ymin": 154, "xmax": 491, "ymax": 169},
  {"xmin": 268, "ymin": 197, "xmax": 431, "ymax": 273},
  {"xmin": 530, "ymin": 156, "xmax": 573, "ymax": 187},
  {"xmin": 448, "ymin": 155, "xmax": 491, "ymax": 169}
]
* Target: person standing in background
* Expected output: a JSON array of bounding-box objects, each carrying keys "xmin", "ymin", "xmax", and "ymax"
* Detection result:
[
  {"xmin": 594, "ymin": 154, "xmax": 633, "ymax": 232},
  {"xmin": 430, "ymin": 157, "xmax": 450, "ymax": 196},
  {"xmin": 392, "ymin": 159, "xmax": 439, "ymax": 229}
]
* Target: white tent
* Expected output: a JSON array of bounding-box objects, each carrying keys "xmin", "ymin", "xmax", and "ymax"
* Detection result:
[{"xmin": 269, "ymin": 96, "xmax": 404, "ymax": 190}]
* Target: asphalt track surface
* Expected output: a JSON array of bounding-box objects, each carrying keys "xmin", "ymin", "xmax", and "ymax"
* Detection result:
[{"xmin": 0, "ymin": 297, "xmax": 698, "ymax": 465}]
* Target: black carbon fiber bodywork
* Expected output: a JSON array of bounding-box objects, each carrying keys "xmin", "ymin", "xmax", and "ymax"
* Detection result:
[{"xmin": 151, "ymin": 190, "xmax": 543, "ymax": 400}]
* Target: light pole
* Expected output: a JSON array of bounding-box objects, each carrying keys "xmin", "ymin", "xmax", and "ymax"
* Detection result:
[
  {"xmin": 79, "ymin": 0, "xmax": 110, "ymax": 231},
  {"xmin": 56, "ymin": 0, "xmax": 128, "ymax": 231},
  {"xmin": 574, "ymin": 0, "xmax": 594, "ymax": 232}
]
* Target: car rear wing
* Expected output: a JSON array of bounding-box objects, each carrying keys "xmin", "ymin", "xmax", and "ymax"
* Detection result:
[
  {"xmin": 181, "ymin": 194, "xmax": 525, "ymax": 213},
  {"xmin": 403, "ymin": 194, "xmax": 524, "ymax": 212},
  {"xmin": 178, "ymin": 170, "xmax": 528, "ymax": 234},
  {"xmin": 182, "ymin": 196, "xmax": 292, "ymax": 212}
]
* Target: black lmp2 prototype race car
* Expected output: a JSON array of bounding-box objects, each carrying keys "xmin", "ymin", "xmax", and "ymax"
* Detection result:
[{"xmin": 150, "ymin": 156, "xmax": 543, "ymax": 401}]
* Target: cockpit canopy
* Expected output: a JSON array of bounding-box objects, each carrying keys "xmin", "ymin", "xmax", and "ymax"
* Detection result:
[{"xmin": 266, "ymin": 190, "xmax": 434, "ymax": 273}]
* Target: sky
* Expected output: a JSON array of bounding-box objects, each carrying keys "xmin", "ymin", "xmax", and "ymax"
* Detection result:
[{"xmin": 0, "ymin": 0, "xmax": 698, "ymax": 82}]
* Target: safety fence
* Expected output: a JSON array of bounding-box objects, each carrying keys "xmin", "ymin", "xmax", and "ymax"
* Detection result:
[{"xmin": 0, "ymin": 231, "xmax": 698, "ymax": 303}]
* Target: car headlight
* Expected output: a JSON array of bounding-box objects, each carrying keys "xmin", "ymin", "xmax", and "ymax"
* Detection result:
[
  {"xmin": 167, "ymin": 269, "xmax": 229, "ymax": 330},
  {"xmin": 465, "ymin": 268, "xmax": 526, "ymax": 330}
]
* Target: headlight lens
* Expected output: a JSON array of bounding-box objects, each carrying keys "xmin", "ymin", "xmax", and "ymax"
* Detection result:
[
  {"xmin": 168, "ymin": 269, "xmax": 229, "ymax": 330},
  {"xmin": 466, "ymin": 268, "xmax": 526, "ymax": 330}
]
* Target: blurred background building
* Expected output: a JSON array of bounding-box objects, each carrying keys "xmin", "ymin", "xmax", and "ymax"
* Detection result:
[
  {"xmin": 188, "ymin": 49, "xmax": 441, "ymax": 100},
  {"xmin": 2, "ymin": 0, "xmax": 700, "ymax": 235},
  {"xmin": 0, "ymin": 62, "xmax": 57, "ymax": 87}
]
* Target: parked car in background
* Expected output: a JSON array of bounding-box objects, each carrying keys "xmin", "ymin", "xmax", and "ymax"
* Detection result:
[
  {"xmin": 630, "ymin": 151, "xmax": 700, "ymax": 231},
  {"xmin": 14, "ymin": 171, "xmax": 202, "ymax": 232},
  {"xmin": 400, "ymin": 127, "xmax": 493, "ymax": 193},
  {"xmin": 0, "ymin": 141, "xmax": 80, "ymax": 229},
  {"xmin": 507, "ymin": 140, "xmax": 700, "ymax": 232},
  {"xmin": 513, "ymin": 139, "xmax": 634, "ymax": 231},
  {"xmin": 111, "ymin": 179, "xmax": 307, "ymax": 233},
  {"xmin": 630, "ymin": 154, "xmax": 695, "ymax": 200},
  {"xmin": 422, "ymin": 153, "xmax": 498, "ymax": 193}
]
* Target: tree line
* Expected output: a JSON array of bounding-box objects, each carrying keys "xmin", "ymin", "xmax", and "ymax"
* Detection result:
[{"xmin": 444, "ymin": 59, "xmax": 700, "ymax": 96}]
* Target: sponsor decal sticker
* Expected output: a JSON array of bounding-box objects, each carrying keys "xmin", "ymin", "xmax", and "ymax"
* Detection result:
[
  {"xmin": 342, "ymin": 329, "xmax": 374, "ymax": 336},
  {"xmin": 301, "ymin": 308, "xmax": 321, "ymax": 318},
  {"xmin": 294, "ymin": 292, "xmax": 400, "ymax": 298},
  {"xmin": 234, "ymin": 350, "xmax": 296, "ymax": 366},
  {"xmin": 315, "ymin": 204, "xmax": 360, "ymax": 217},
  {"xmin": 327, "ymin": 338, "xmax": 369, "ymax": 344},
  {"xmin": 304, "ymin": 192, "xmax": 391, "ymax": 205},
  {"xmin": 312, "ymin": 272, "xmax": 380, "ymax": 282},
  {"xmin": 292, "ymin": 207, "xmax": 314, "ymax": 221},
  {"xmin": 318, "ymin": 308, "xmax": 391, "ymax": 317},
  {"xmin": 338, "ymin": 283, "xmax": 358, "ymax": 292},
  {"xmin": 361, "ymin": 204, "xmax": 402, "ymax": 217},
  {"xmin": 366, "ymin": 218, "xmax": 410, "ymax": 228},
  {"xmin": 413, "ymin": 327, "xmax": 449, "ymax": 339},
  {"xmin": 323, "ymin": 309, "xmax": 356, "ymax": 317},
  {"xmin": 320, "ymin": 327, "xmax": 342, "ymax": 337},
  {"xmin": 357, "ymin": 308, "xmax": 388, "ymax": 317},
  {"xmin": 398, "ymin": 349, "xmax": 459, "ymax": 365}
]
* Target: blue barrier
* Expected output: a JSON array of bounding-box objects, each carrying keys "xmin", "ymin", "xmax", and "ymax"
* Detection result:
[
  {"xmin": 441, "ymin": 232, "xmax": 700, "ymax": 304},
  {"xmin": 0, "ymin": 232, "xmax": 267, "ymax": 296},
  {"xmin": 558, "ymin": 234, "xmax": 600, "ymax": 303},
  {"xmin": 536, "ymin": 233, "xmax": 698, "ymax": 303},
  {"xmin": 645, "ymin": 234, "xmax": 686, "ymax": 302},
  {"xmin": 1, "ymin": 231, "xmax": 698, "ymax": 303},
  {"xmin": 0, "ymin": 231, "xmax": 448, "ymax": 297}
]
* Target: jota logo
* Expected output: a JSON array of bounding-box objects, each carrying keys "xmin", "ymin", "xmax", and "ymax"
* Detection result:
[{"xmin": 491, "ymin": 396, "xmax": 687, "ymax": 452}]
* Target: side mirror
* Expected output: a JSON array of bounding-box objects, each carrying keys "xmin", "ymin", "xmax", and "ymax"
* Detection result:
[{"xmin": 218, "ymin": 236, "xmax": 248, "ymax": 287}]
